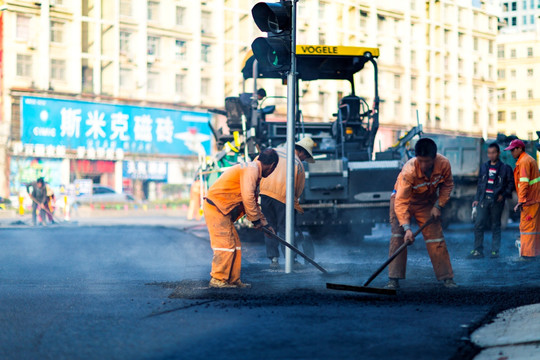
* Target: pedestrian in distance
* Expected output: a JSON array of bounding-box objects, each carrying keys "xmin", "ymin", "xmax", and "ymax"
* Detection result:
[
  {"xmin": 204, "ymin": 148, "xmax": 279, "ymax": 289},
  {"xmin": 386, "ymin": 138, "xmax": 458, "ymax": 289},
  {"xmin": 468, "ymin": 143, "xmax": 514, "ymax": 259},
  {"xmin": 26, "ymin": 177, "xmax": 47, "ymax": 226},
  {"xmin": 505, "ymin": 139, "xmax": 540, "ymax": 261},
  {"xmin": 260, "ymin": 137, "xmax": 316, "ymax": 269}
]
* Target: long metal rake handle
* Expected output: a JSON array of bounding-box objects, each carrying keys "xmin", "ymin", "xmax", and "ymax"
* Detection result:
[
  {"xmin": 262, "ymin": 227, "xmax": 329, "ymax": 274},
  {"xmin": 362, "ymin": 218, "xmax": 434, "ymax": 287}
]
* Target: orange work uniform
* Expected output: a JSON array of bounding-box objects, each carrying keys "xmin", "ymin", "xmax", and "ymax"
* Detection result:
[
  {"xmin": 389, "ymin": 154, "xmax": 455, "ymax": 281},
  {"xmin": 260, "ymin": 147, "xmax": 305, "ymax": 213},
  {"xmin": 204, "ymin": 161, "xmax": 267, "ymax": 283},
  {"xmin": 514, "ymin": 152, "xmax": 540, "ymax": 257}
]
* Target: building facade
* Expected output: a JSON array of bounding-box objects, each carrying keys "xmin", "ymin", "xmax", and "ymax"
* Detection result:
[
  {"xmin": 224, "ymin": 0, "xmax": 499, "ymax": 149},
  {"xmin": 0, "ymin": 0, "xmax": 501, "ymax": 198},
  {"xmin": 0, "ymin": 0, "xmax": 224, "ymax": 199},
  {"xmin": 497, "ymin": 0, "xmax": 540, "ymax": 140}
]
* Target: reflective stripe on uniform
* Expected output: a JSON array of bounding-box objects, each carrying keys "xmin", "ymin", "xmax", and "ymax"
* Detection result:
[
  {"xmin": 212, "ymin": 248, "xmax": 235, "ymax": 252},
  {"xmin": 520, "ymin": 177, "xmax": 530, "ymax": 183},
  {"xmin": 530, "ymin": 177, "xmax": 540, "ymax": 185},
  {"xmin": 520, "ymin": 232, "xmax": 540, "ymax": 235},
  {"xmin": 425, "ymin": 238, "xmax": 444, "ymax": 243},
  {"xmin": 391, "ymin": 234, "xmax": 403, "ymax": 238},
  {"xmin": 236, "ymin": 247, "xmax": 242, "ymax": 250}
]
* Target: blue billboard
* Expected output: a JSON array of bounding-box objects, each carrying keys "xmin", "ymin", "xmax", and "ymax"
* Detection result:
[{"xmin": 20, "ymin": 96, "xmax": 212, "ymax": 156}]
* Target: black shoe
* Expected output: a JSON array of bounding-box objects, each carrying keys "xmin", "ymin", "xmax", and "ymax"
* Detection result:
[
  {"xmin": 385, "ymin": 278, "xmax": 400, "ymax": 289},
  {"xmin": 269, "ymin": 257, "xmax": 279, "ymax": 269},
  {"xmin": 466, "ymin": 250, "xmax": 484, "ymax": 259},
  {"xmin": 489, "ymin": 251, "xmax": 499, "ymax": 259}
]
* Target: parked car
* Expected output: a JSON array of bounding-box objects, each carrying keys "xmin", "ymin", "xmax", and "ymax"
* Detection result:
[{"xmin": 76, "ymin": 185, "xmax": 135, "ymax": 204}]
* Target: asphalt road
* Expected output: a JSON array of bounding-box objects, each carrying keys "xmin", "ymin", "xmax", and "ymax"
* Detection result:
[{"xmin": 1, "ymin": 218, "xmax": 539, "ymax": 360}]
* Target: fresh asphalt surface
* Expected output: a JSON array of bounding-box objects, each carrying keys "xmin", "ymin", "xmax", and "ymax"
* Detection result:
[{"xmin": 1, "ymin": 217, "xmax": 540, "ymax": 359}]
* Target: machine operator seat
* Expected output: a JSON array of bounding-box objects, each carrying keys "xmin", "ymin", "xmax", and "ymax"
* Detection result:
[{"xmin": 339, "ymin": 95, "xmax": 361, "ymax": 123}]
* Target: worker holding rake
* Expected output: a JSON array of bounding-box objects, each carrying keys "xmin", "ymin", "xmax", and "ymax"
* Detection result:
[{"xmin": 386, "ymin": 138, "xmax": 457, "ymax": 289}]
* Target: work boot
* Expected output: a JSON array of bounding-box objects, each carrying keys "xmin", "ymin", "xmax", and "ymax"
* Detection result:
[
  {"xmin": 293, "ymin": 260, "xmax": 305, "ymax": 270},
  {"xmin": 466, "ymin": 250, "xmax": 484, "ymax": 259},
  {"xmin": 385, "ymin": 278, "xmax": 400, "ymax": 289},
  {"xmin": 232, "ymin": 280, "xmax": 251, "ymax": 289},
  {"xmin": 209, "ymin": 278, "xmax": 237, "ymax": 289},
  {"xmin": 269, "ymin": 257, "xmax": 279, "ymax": 269},
  {"xmin": 443, "ymin": 279, "xmax": 458, "ymax": 288},
  {"xmin": 514, "ymin": 256, "xmax": 536, "ymax": 263},
  {"xmin": 489, "ymin": 251, "xmax": 499, "ymax": 259}
]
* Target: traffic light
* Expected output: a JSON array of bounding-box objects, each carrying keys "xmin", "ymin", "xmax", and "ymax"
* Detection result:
[{"xmin": 251, "ymin": 1, "xmax": 292, "ymax": 71}]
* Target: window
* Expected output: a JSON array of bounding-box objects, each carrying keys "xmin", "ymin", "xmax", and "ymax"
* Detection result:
[
  {"xmin": 498, "ymin": 45, "xmax": 505, "ymax": 58},
  {"xmin": 458, "ymin": 32, "xmax": 464, "ymax": 47},
  {"xmin": 16, "ymin": 15, "xmax": 30, "ymax": 41},
  {"xmin": 527, "ymin": 47, "xmax": 533, "ymax": 57},
  {"xmin": 489, "ymin": 40, "xmax": 493, "ymax": 54},
  {"xmin": 528, "ymin": 68, "xmax": 534, "ymax": 76},
  {"xmin": 511, "ymin": 69, "xmax": 516, "ymax": 78},
  {"xmin": 319, "ymin": 2, "xmax": 327, "ymax": 21},
  {"xmin": 523, "ymin": 15, "xmax": 527, "ymax": 25},
  {"xmin": 474, "ymin": 37, "xmax": 479, "ymax": 51},
  {"xmin": 394, "ymin": 46, "xmax": 401, "ymax": 64},
  {"xmin": 511, "ymin": 48, "xmax": 516, "ymax": 58},
  {"xmin": 489, "ymin": 65, "xmax": 493, "ymax": 79},
  {"xmin": 120, "ymin": 68, "xmax": 133, "ymax": 89},
  {"xmin": 473, "ymin": 111, "xmax": 479, "ymax": 125},
  {"xmin": 532, "ymin": 0, "xmax": 535, "ymax": 8},
  {"xmin": 511, "ymin": 91, "xmax": 517, "ymax": 100},
  {"xmin": 512, "ymin": 1, "xmax": 517, "ymax": 10},
  {"xmin": 528, "ymin": 110, "xmax": 534, "ymax": 120},
  {"xmin": 50, "ymin": 21, "xmax": 64, "ymax": 43},
  {"xmin": 498, "ymin": 88, "xmax": 506, "ymax": 100},
  {"xmin": 531, "ymin": 15, "xmax": 535, "ymax": 24},
  {"xmin": 120, "ymin": 0, "xmax": 132, "ymax": 16},
  {"xmin": 458, "ymin": 58, "xmax": 464, "ymax": 73},
  {"xmin": 175, "ymin": 40, "xmax": 187, "ymax": 61},
  {"xmin": 498, "ymin": 69, "xmax": 505, "ymax": 79},
  {"xmin": 411, "ymin": 76, "xmax": 417, "ymax": 91},
  {"xmin": 377, "ymin": 15, "xmax": 385, "ymax": 31},
  {"xmin": 528, "ymin": 89, "xmax": 533, "ymax": 99},
  {"xmin": 410, "ymin": 50, "xmax": 416, "ymax": 66},
  {"xmin": 394, "ymin": 74, "xmax": 401, "ymax": 90},
  {"xmin": 394, "ymin": 101, "xmax": 401, "ymax": 117},
  {"xmin": 175, "ymin": 74, "xmax": 185, "ymax": 95},
  {"xmin": 444, "ymin": 30, "xmax": 450, "ymax": 44},
  {"xmin": 489, "ymin": 112, "xmax": 494, "ymax": 126},
  {"xmin": 523, "ymin": 0, "xmax": 527, "ymax": 9},
  {"xmin": 147, "ymin": 36, "xmax": 160, "ymax": 56},
  {"xmin": 511, "ymin": 111, "xmax": 517, "ymax": 120},
  {"xmin": 201, "ymin": 77, "xmax": 210, "ymax": 98},
  {"xmin": 503, "ymin": 3, "xmax": 509, "ymax": 11},
  {"xmin": 176, "ymin": 6, "xmax": 186, "ymax": 26},
  {"xmin": 147, "ymin": 1, "xmax": 159, "ymax": 22},
  {"xmin": 360, "ymin": 11, "xmax": 368, "ymax": 28},
  {"xmin": 474, "ymin": 62, "xmax": 478, "ymax": 76},
  {"xmin": 16, "ymin": 54, "xmax": 32, "ymax": 77},
  {"xmin": 201, "ymin": 10, "xmax": 212, "ymax": 34},
  {"xmin": 512, "ymin": 17, "xmax": 517, "ymax": 26},
  {"xmin": 147, "ymin": 71, "xmax": 159, "ymax": 92},
  {"xmin": 120, "ymin": 31, "xmax": 131, "ymax": 54},
  {"xmin": 498, "ymin": 111, "xmax": 506, "ymax": 122},
  {"xmin": 50, "ymin": 59, "xmax": 66, "ymax": 80},
  {"xmin": 201, "ymin": 43, "xmax": 211, "ymax": 63}
]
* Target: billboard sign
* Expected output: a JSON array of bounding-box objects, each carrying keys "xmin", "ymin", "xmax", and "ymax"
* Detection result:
[{"xmin": 20, "ymin": 96, "xmax": 212, "ymax": 156}]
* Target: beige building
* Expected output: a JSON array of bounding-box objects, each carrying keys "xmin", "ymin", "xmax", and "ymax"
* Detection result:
[
  {"xmin": 496, "ymin": 19, "xmax": 540, "ymax": 140},
  {"xmin": 0, "ymin": 0, "xmax": 500, "ymax": 198}
]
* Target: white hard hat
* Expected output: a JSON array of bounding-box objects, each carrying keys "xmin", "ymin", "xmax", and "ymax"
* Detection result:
[{"xmin": 295, "ymin": 137, "xmax": 315, "ymax": 163}]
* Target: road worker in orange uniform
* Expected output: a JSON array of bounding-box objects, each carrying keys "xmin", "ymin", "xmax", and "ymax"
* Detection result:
[
  {"xmin": 386, "ymin": 138, "xmax": 457, "ymax": 289},
  {"xmin": 260, "ymin": 137, "xmax": 316, "ymax": 269},
  {"xmin": 505, "ymin": 139, "xmax": 540, "ymax": 260},
  {"xmin": 204, "ymin": 149, "xmax": 279, "ymax": 288},
  {"xmin": 187, "ymin": 178, "xmax": 202, "ymax": 221}
]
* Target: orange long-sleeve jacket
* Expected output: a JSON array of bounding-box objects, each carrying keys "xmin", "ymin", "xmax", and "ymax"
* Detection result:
[
  {"xmin": 260, "ymin": 147, "xmax": 306, "ymax": 213},
  {"xmin": 206, "ymin": 160, "xmax": 267, "ymax": 224},
  {"xmin": 394, "ymin": 154, "xmax": 454, "ymax": 226},
  {"xmin": 514, "ymin": 152, "xmax": 540, "ymax": 206}
]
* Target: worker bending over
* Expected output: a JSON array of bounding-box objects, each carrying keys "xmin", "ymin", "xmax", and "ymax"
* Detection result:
[
  {"xmin": 260, "ymin": 137, "xmax": 316, "ymax": 268},
  {"xmin": 506, "ymin": 139, "xmax": 540, "ymax": 260},
  {"xmin": 387, "ymin": 138, "xmax": 457, "ymax": 289},
  {"xmin": 204, "ymin": 149, "xmax": 279, "ymax": 288}
]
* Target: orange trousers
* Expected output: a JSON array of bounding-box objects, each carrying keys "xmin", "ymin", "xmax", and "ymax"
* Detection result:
[
  {"xmin": 388, "ymin": 197, "xmax": 454, "ymax": 281},
  {"xmin": 203, "ymin": 200, "xmax": 242, "ymax": 283},
  {"xmin": 519, "ymin": 203, "xmax": 540, "ymax": 257}
]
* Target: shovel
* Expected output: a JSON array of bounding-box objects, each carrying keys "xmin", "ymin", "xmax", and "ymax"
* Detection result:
[{"xmin": 327, "ymin": 218, "xmax": 434, "ymax": 296}]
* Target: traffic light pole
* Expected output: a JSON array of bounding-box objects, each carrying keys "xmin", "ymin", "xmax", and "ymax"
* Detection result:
[{"xmin": 284, "ymin": 0, "xmax": 297, "ymax": 274}]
